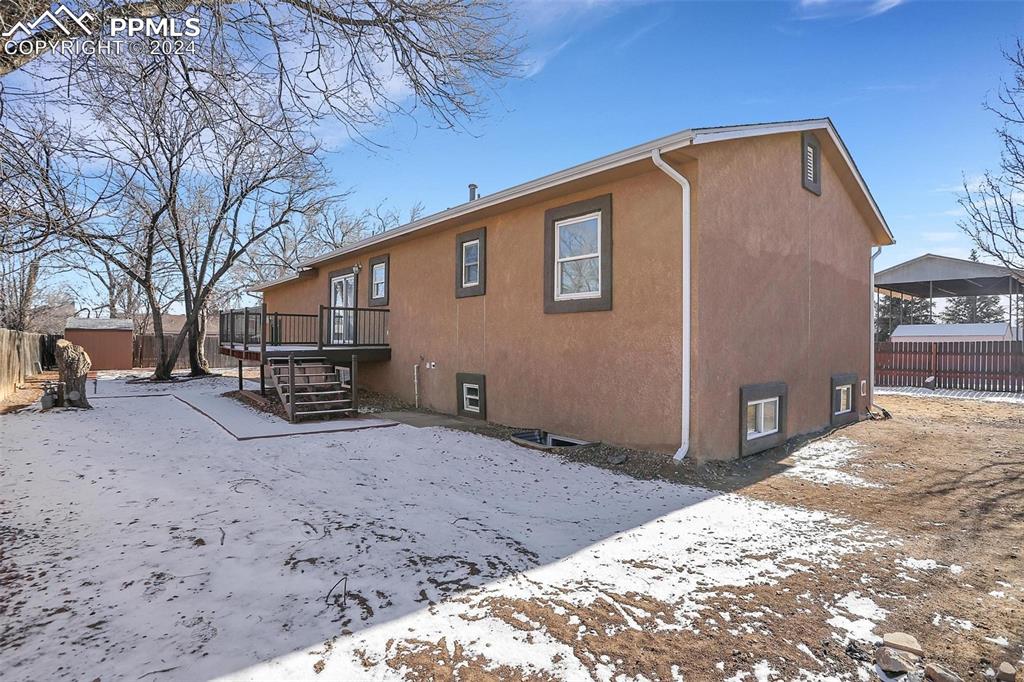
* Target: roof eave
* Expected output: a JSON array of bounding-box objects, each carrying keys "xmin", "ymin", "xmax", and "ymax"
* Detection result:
[{"xmin": 256, "ymin": 118, "xmax": 894, "ymax": 291}]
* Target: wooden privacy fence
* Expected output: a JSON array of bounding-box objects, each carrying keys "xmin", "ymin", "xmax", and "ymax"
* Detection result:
[
  {"xmin": 876, "ymin": 341, "xmax": 1024, "ymax": 393},
  {"xmin": 0, "ymin": 329, "xmax": 43, "ymax": 401},
  {"xmin": 133, "ymin": 334, "xmax": 255, "ymax": 370}
]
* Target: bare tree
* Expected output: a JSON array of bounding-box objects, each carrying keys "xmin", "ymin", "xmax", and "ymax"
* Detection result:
[
  {"xmin": 232, "ymin": 199, "xmax": 423, "ymax": 291},
  {"xmin": 1, "ymin": 0, "xmax": 520, "ymax": 135},
  {"xmin": 960, "ymin": 40, "xmax": 1024, "ymax": 273},
  {"xmin": 0, "ymin": 250, "xmax": 43, "ymax": 330}
]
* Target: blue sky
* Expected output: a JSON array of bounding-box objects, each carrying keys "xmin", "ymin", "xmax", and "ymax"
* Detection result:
[{"xmin": 329, "ymin": 0, "xmax": 1024, "ymax": 272}]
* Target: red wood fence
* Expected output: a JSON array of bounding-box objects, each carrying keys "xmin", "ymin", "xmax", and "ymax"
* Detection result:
[{"xmin": 875, "ymin": 341, "xmax": 1024, "ymax": 393}]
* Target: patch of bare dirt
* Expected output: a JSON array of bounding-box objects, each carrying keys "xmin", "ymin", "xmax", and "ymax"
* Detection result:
[{"xmin": 0, "ymin": 371, "xmax": 56, "ymax": 414}]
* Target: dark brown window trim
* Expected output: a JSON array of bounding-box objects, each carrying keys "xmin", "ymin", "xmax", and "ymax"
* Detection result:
[
  {"xmin": 544, "ymin": 194, "xmax": 612, "ymax": 314},
  {"xmin": 830, "ymin": 372, "xmax": 859, "ymax": 426},
  {"xmin": 739, "ymin": 381, "xmax": 788, "ymax": 457},
  {"xmin": 802, "ymin": 132, "xmax": 822, "ymax": 196},
  {"xmin": 326, "ymin": 266, "xmax": 359, "ymax": 306},
  {"xmin": 455, "ymin": 227, "xmax": 486, "ymax": 298},
  {"xmin": 456, "ymin": 372, "xmax": 486, "ymax": 419},
  {"xmin": 368, "ymin": 254, "xmax": 389, "ymax": 307}
]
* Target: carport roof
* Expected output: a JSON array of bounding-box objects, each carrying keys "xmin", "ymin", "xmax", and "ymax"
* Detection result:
[{"xmin": 875, "ymin": 253, "xmax": 1024, "ymax": 298}]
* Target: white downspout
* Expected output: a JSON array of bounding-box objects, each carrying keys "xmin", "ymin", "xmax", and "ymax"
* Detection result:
[
  {"xmin": 651, "ymin": 149, "xmax": 692, "ymax": 461},
  {"xmin": 870, "ymin": 246, "xmax": 883, "ymax": 410}
]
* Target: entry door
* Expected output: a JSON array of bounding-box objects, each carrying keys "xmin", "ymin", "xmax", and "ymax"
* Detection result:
[{"xmin": 330, "ymin": 273, "xmax": 356, "ymax": 344}]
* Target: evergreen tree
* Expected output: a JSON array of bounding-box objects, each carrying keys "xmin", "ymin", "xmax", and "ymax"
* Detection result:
[
  {"xmin": 875, "ymin": 295, "xmax": 935, "ymax": 341},
  {"xmin": 939, "ymin": 250, "xmax": 1006, "ymax": 323}
]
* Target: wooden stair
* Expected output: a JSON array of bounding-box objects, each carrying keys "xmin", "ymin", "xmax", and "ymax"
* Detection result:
[{"xmin": 266, "ymin": 357, "xmax": 356, "ymax": 421}]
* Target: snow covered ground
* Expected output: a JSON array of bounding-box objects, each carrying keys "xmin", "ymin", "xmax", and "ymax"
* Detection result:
[
  {"xmin": 1, "ymin": 376, "xmax": 887, "ymax": 681},
  {"xmin": 876, "ymin": 386, "xmax": 1024, "ymax": 404}
]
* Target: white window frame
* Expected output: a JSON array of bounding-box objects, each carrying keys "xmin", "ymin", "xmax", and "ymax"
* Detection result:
[
  {"xmin": 462, "ymin": 383, "xmax": 481, "ymax": 413},
  {"xmin": 835, "ymin": 384, "xmax": 853, "ymax": 415},
  {"xmin": 371, "ymin": 261, "xmax": 387, "ymax": 300},
  {"xmin": 746, "ymin": 397, "xmax": 780, "ymax": 441},
  {"xmin": 554, "ymin": 211, "xmax": 602, "ymax": 301},
  {"xmin": 461, "ymin": 239, "xmax": 480, "ymax": 288}
]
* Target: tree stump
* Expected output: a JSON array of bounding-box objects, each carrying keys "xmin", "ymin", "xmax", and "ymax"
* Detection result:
[{"xmin": 55, "ymin": 339, "xmax": 92, "ymax": 409}]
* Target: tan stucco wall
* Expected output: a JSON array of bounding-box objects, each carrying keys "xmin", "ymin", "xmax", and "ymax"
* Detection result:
[
  {"xmin": 64, "ymin": 329, "xmax": 134, "ymax": 370},
  {"xmin": 689, "ymin": 132, "xmax": 875, "ymax": 460},
  {"xmin": 265, "ymin": 131, "xmax": 879, "ymax": 458},
  {"xmin": 266, "ymin": 169, "xmax": 686, "ymax": 451}
]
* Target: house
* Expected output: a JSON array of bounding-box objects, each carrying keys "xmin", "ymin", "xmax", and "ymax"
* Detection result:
[
  {"xmin": 141, "ymin": 314, "xmax": 220, "ymax": 338},
  {"xmin": 890, "ymin": 323, "xmax": 1015, "ymax": 343},
  {"xmin": 64, "ymin": 318, "xmax": 134, "ymax": 370},
  {"xmin": 223, "ymin": 118, "xmax": 895, "ymax": 460}
]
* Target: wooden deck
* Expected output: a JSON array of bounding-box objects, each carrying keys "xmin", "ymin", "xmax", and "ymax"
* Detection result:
[{"xmin": 219, "ymin": 342, "xmax": 391, "ymax": 364}]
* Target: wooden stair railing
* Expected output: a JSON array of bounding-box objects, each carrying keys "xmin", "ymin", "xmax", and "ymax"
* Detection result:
[{"xmin": 265, "ymin": 355, "xmax": 357, "ymax": 422}]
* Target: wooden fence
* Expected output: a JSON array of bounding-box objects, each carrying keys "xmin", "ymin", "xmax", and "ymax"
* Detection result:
[
  {"xmin": 133, "ymin": 334, "xmax": 255, "ymax": 370},
  {"xmin": 0, "ymin": 329, "xmax": 44, "ymax": 401},
  {"xmin": 875, "ymin": 341, "xmax": 1024, "ymax": 393}
]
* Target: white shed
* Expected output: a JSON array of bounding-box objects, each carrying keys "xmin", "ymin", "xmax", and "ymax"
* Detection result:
[{"xmin": 890, "ymin": 322, "xmax": 1014, "ymax": 343}]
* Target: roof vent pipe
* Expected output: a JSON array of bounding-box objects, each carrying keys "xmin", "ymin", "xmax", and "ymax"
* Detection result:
[{"xmin": 468, "ymin": 183, "xmax": 478, "ymax": 201}]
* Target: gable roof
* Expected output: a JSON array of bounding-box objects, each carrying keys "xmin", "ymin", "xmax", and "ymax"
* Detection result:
[
  {"xmin": 254, "ymin": 118, "xmax": 894, "ymax": 291},
  {"xmin": 876, "ymin": 253, "xmax": 1024, "ymax": 298},
  {"xmin": 65, "ymin": 317, "xmax": 134, "ymax": 331}
]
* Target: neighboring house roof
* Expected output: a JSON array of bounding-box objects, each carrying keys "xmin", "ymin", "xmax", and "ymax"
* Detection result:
[
  {"xmin": 65, "ymin": 317, "xmax": 134, "ymax": 331},
  {"xmin": 253, "ymin": 118, "xmax": 894, "ymax": 292},
  {"xmin": 891, "ymin": 323, "xmax": 1011, "ymax": 338},
  {"xmin": 141, "ymin": 314, "xmax": 220, "ymax": 336}
]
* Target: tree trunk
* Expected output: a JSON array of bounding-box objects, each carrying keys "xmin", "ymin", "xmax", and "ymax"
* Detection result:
[
  {"xmin": 55, "ymin": 339, "xmax": 92, "ymax": 408},
  {"xmin": 187, "ymin": 313, "xmax": 211, "ymax": 376}
]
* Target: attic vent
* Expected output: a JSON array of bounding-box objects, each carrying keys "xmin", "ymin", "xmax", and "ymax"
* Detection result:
[{"xmin": 801, "ymin": 132, "xmax": 821, "ymax": 195}]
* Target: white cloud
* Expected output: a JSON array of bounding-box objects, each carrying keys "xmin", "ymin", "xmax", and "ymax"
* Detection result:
[
  {"xmin": 795, "ymin": 0, "xmax": 906, "ymax": 20},
  {"xmin": 934, "ymin": 174, "xmax": 986, "ymax": 193},
  {"xmin": 522, "ymin": 38, "xmax": 573, "ymax": 78}
]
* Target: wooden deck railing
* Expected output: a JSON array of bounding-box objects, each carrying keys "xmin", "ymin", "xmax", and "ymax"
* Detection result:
[
  {"xmin": 875, "ymin": 340, "xmax": 1024, "ymax": 393},
  {"xmin": 219, "ymin": 305, "xmax": 389, "ymax": 351}
]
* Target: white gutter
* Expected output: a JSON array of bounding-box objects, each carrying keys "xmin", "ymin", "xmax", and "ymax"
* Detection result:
[
  {"xmin": 651, "ymin": 149, "xmax": 693, "ymax": 461},
  {"xmin": 870, "ymin": 246, "xmax": 883, "ymax": 410}
]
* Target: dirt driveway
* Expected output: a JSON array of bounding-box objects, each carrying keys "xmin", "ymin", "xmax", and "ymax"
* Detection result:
[{"xmin": 0, "ymin": 379, "xmax": 1021, "ymax": 681}]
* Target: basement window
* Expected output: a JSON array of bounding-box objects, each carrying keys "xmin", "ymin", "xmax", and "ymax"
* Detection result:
[
  {"xmin": 456, "ymin": 372, "xmax": 486, "ymax": 419},
  {"xmin": 831, "ymin": 373, "xmax": 858, "ymax": 426},
  {"xmin": 834, "ymin": 384, "xmax": 853, "ymax": 415},
  {"xmin": 462, "ymin": 383, "xmax": 481, "ymax": 413},
  {"xmin": 802, "ymin": 132, "xmax": 821, "ymax": 195},
  {"xmin": 739, "ymin": 382, "xmax": 787, "ymax": 457},
  {"xmin": 746, "ymin": 397, "xmax": 780, "ymax": 440}
]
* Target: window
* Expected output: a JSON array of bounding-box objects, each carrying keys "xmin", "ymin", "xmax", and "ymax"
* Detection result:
[
  {"xmin": 739, "ymin": 382, "xmax": 787, "ymax": 457},
  {"xmin": 456, "ymin": 372, "xmax": 486, "ymax": 419},
  {"xmin": 462, "ymin": 239, "xmax": 480, "ymax": 287},
  {"xmin": 372, "ymin": 263, "xmax": 386, "ymax": 298},
  {"xmin": 834, "ymin": 384, "xmax": 853, "ymax": 415},
  {"xmin": 802, "ymin": 132, "xmax": 821, "ymax": 195},
  {"xmin": 830, "ymin": 373, "xmax": 858, "ymax": 426},
  {"xmin": 463, "ymin": 383, "xmax": 480, "ymax": 413},
  {"xmin": 455, "ymin": 228, "xmax": 486, "ymax": 298},
  {"xmin": 746, "ymin": 397, "xmax": 780, "ymax": 440},
  {"xmin": 368, "ymin": 254, "xmax": 389, "ymax": 306},
  {"xmin": 544, "ymin": 194, "xmax": 612, "ymax": 314},
  {"xmin": 554, "ymin": 212, "xmax": 601, "ymax": 300}
]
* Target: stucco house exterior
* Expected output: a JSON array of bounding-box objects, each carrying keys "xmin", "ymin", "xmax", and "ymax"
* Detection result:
[{"xmin": 225, "ymin": 118, "xmax": 895, "ymax": 460}]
